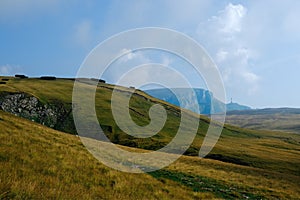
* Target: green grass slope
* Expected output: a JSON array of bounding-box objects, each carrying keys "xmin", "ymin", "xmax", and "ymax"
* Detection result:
[
  {"xmin": 1, "ymin": 77, "xmax": 300, "ymax": 172},
  {"xmin": 0, "ymin": 77, "xmax": 300, "ymax": 199},
  {"xmin": 1, "ymin": 111, "xmax": 300, "ymax": 199},
  {"xmin": 0, "ymin": 110, "xmax": 212, "ymax": 199}
]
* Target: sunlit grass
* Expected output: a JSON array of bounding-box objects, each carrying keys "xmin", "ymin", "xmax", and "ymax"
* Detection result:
[
  {"xmin": 0, "ymin": 77, "xmax": 300, "ymax": 199},
  {"xmin": 1, "ymin": 111, "xmax": 299, "ymax": 199},
  {"xmin": 0, "ymin": 111, "xmax": 214, "ymax": 199}
]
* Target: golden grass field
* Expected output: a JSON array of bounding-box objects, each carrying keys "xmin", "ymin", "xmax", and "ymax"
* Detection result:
[{"xmin": 0, "ymin": 77, "xmax": 300, "ymax": 199}]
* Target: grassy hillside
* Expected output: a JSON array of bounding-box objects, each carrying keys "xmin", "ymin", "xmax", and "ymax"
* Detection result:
[
  {"xmin": 1, "ymin": 111, "xmax": 300, "ymax": 199},
  {"xmin": 0, "ymin": 77, "xmax": 299, "ymax": 169},
  {"xmin": 223, "ymin": 108, "xmax": 300, "ymax": 133},
  {"xmin": 0, "ymin": 110, "xmax": 211, "ymax": 199},
  {"xmin": 0, "ymin": 76, "xmax": 300, "ymax": 198}
]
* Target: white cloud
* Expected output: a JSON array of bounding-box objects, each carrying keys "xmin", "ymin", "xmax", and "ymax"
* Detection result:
[
  {"xmin": 73, "ymin": 20, "xmax": 92, "ymax": 47},
  {"xmin": 216, "ymin": 50, "xmax": 229, "ymax": 63},
  {"xmin": 0, "ymin": 64, "xmax": 22, "ymax": 75},
  {"xmin": 197, "ymin": 3, "xmax": 260, "ymax": 96},
  {"xmin": 103, "ymin": 49, "xmax": 151, "ymax": 83},
  {"xmin": 219, "ymin": 3, "xmax": 247, "ymax": 34},
  {"xmin": 242, "ymin": 71, "xmax": 259, "ymax": 83},
  {"xmin": 119, "ymin": 49, "xmax": 140, "ymax": 62},
  {"xmin": 0, "ymin": 65, "xmax": 10, "ymax": 74},
  {"xmin": 161, "ymin": 56, "xmax": 173, "ymax": 67},
  {"xmin": 116, "ymin": 64, "xmax": 192, "ymax": 90},
  {"xmin": 198, "ymin": 3, "xmax": 247, "ymax": 39}
]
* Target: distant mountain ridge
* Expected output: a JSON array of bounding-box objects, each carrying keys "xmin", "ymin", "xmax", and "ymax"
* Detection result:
[
  {"xmin": 227, "ymin": 107, "xmax": 300, "ymax": 115},
  {"xmin": 225, "ymin": 108, "xmax": 300, "ymax": 133},
  {"xmin": 145, "ymin": 88, "xmax": 251, "ymax": 115},
  {"xmin": 226, "ymin": 102, "xmax": 251, "ymax": 112}
]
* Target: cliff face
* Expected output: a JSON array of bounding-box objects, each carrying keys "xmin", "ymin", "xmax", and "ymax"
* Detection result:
[
  {"xmin": 145, "ymin": 88, "xmax": 225, "ymax": 115},
  {"xmin": 145, "ymin": 88, "xmax": 251, "ymax": 115},
  {"xmin": 0, "ymin": 92, "xmax": 75, "ymax": 134}
]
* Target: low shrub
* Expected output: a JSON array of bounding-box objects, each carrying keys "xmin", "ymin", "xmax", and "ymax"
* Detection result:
[
  {"xmin": 40, "ymin": 76, "xmax": 56, "ymax": 80},
  {"xmin": 15, "ymin": 74, "xmax": 28, "ymax": 79}
]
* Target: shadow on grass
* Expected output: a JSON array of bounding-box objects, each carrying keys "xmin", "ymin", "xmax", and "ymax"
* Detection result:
[{"xmin": 148, "ymin": 169, "xmax": 265, "ymax": 200}]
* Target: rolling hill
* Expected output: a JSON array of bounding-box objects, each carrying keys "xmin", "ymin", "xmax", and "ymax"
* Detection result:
[
  {"xmin": 224, "ymin": 108, "xmax": 300, "ymax": 133},
  {"xmin": 226, "ymin": 102, "xmax": 251, "ymax": 112},
  {"xmin": 1, "ymin": 110, "xmax": 300, "ymax": 199},
  {"xmin": 0, "ymin": 76, "xmax": 300, "ymax": 199}
]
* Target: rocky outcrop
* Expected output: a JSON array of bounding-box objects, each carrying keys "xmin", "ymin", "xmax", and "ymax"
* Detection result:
[
  {"xmin": 145, "ymin": 88, "xmax": 225, "ymax": 115},
  {"xmin": 145, "ymin": 88, "xmax": 251, "ymax": 115},
  {"xmin": 0, "ymin": 92, "xmax": 75, "ymax": 134}
]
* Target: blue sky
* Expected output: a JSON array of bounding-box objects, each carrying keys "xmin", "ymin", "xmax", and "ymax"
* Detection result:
[{"xmin": 0, "ymin": 0, "xmax": 299, "ymax": 108}]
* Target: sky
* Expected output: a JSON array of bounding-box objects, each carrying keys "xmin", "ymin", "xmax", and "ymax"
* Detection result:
[{"xmin": 0, "ymin": 0, "xmax": 300, "ymax": 108}]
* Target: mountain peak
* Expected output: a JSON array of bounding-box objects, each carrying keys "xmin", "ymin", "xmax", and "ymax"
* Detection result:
[{"xmin": 145, "ymin": 88, "xmax": 251, "ymax": 114}]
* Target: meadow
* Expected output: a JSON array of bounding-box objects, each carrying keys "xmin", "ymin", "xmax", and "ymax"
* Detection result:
[
  {"xmin": 224, "ymin": 109, "xmax": 300, "ymax": 133},
  {"xmin": 0, "ymin": 77, "xmax": 299, "ymax": 199}
]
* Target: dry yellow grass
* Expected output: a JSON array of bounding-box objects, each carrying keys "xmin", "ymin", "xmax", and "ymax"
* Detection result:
[
  {"xmin": 0, "ymin": 111, "xmax": 214, "ymax": 199},
  {"xmin": 1, "ymin": 77, "xmax": 300, "ymax": 199},
  {"xmin": 1, "ymin": 111, "xmax": 299, "ymax": 199}
]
